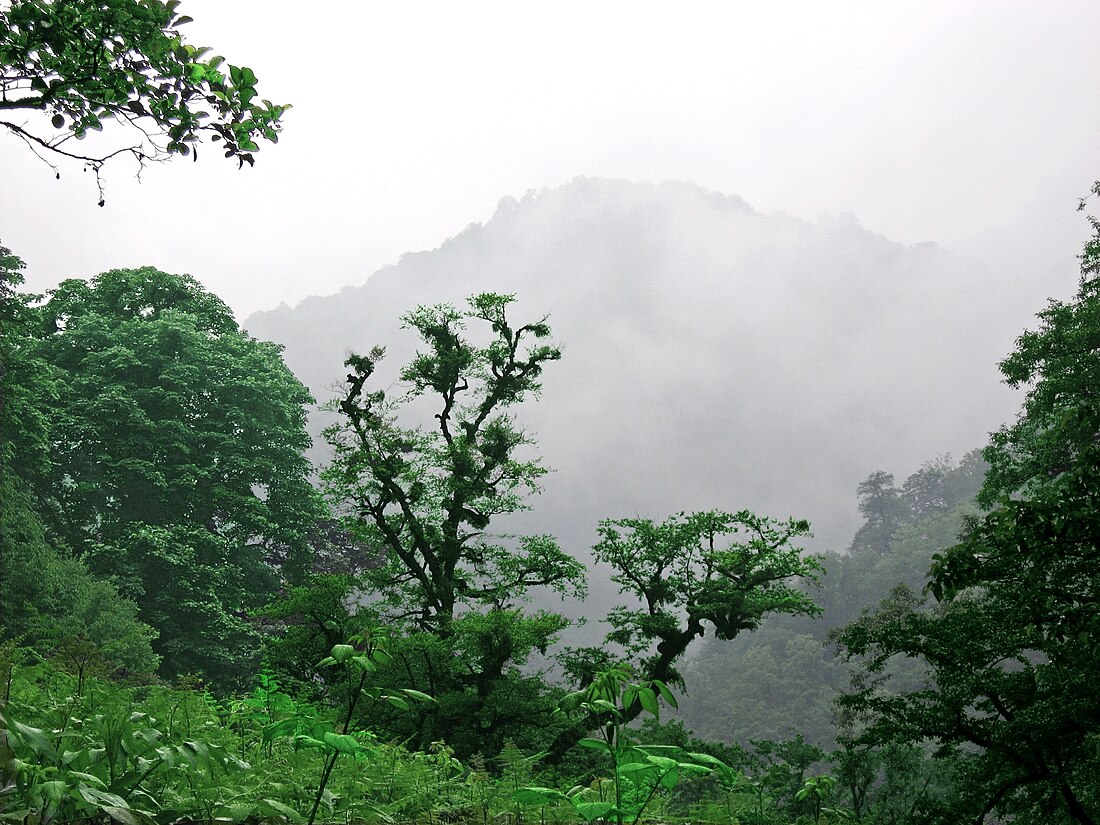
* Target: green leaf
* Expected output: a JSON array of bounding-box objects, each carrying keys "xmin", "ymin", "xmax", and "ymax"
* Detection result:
[
  {"xmin": 513, "ymin": 787, "xmax": 567, "ymax": 805},
  {"xmin": 589, "ymin": 699, "xmax": 620, "ymax": 715},
  {"xmin": 263, "ymin": 718, "xmax": 300, "ymax": 741},
  {"xmin": 10, "ymin": 719, "xmax": 55, "ymax": 758},
  {"xmin": 328, "ymin": 644, "xmax": 354, "ymax": 663},
  {"xmin": 573, "ymin": 801, "xmax": 615, "ymax": 823},
  {"xmin": 658, "ymin": 767, "xmax": 680, "ymax": 789},
  {"xmin": 66, "ymin": 770, "xmax": 106, "ymax": 788},
  {"xmin": 79, "ymin": 787, "xmax": 132, "ymax": 809},
  {"xmin": 102, "ymin": 807, "xmax": 156, "ymax": 825},
  {"xmin": 623, "ymin": 685, "xmax": 639, "ymax": 709},
  {"xmin": 577, "ymin": 738, "xmax": 610, "ymax": 751},
  {"xmin": 351, "ymin": 654, "xmax": 377, "ymax": 672},
  {"xmin": 645, "ymin": 754, "xmax": 679, "ymax": 771},
  {"xmin": 384, "ymin": 695, "xmax": 409, "ymax": 711},
  {"xmin": 654, "ymin": 680, "xmax": 677, "ymax": 708},
  {"xmin": 638, "ymin": 686, "xmax": 660, "ymax": 716},
  {"xmin": 39, "ymin": 780, "xmax": 67, "ymax": 805},
  {"xmin": 216, "ymin": 803, "xmax": 256, "ymax": 821},
  {"xmin": 678, "ymin": 763, "xmax": 713, "ymax": 775},
  {"xmin": 686, "ymin": 751, "xmax": 729, "ymax": 770},
  {"xmin": 259, "ymin": 798, "xmax": 303, "ymax": 822},
  {"xmin": 322, "ymin": 732, "xmax": 360, "ymax": 754}
]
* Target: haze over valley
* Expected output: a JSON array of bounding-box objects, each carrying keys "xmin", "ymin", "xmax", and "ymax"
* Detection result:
[
  {"xmin": 247, "ymin": 176, "xmax": 1066, "ymax": 560},
  {"xmin": 6, "ymin": 4, "xmax": 1100, "ymax": 821}
]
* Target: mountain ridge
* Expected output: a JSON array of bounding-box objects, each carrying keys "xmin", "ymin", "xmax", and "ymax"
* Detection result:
[{"xmin": 244, "ymin": 177, "xmax": 1061, "ymax": 573}]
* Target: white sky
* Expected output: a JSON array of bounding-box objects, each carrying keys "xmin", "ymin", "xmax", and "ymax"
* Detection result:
[{"xmin": 5, "ymin": 0, "xmax": 1100, "ymax": 317}]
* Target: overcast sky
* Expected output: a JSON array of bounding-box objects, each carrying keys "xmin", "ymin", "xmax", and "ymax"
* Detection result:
[{"xmin": 6, "ymin": 1, "xmax": 1100, "ymax": 318}]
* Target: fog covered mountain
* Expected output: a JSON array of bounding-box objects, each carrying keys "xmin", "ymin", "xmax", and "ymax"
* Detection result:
[{"xmin": 245, "ymin": 177, "xmax": 1060, "ymax": 585}]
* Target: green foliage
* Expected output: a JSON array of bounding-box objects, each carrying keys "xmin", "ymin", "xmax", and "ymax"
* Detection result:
[
  {"xmin": 1, "ymin": 243, "xmax": 159, "ymax": 676},
  {"xmin": 679, "ymin": 453, "xmax": 986, "ymax": 753},
  {"xmin": 1, "ymin": 667, "xmax": 249, "ymax": 825},
  {"xmin": 0, "ymin": 658, "xmax": 470, "ymax": 825},
  {"xmin": 836, "ymin": 220, "xmax": 1100, "ymax": 824},
  {"xmin": 29, "ymin": 267, "xmax": 324, "ymax": 690},
  {"xmin": 325, "ymin": 293, "xmax": 584, "ymax": 631},
  {"xmin": 324, "ymin": 294, "xmax": 586, "ymax": 757},
  {"xmin": 0, "ymin": 242, "xmax": 54, "ymax": 486},
  {"xmin": 594, "ymin": 510, "xmax": 821, "ymax": 689},
  {"xmin": 354, "ymin": 610, "xmax": 576, "ymax": 757},
  {"xmin": 257, "ymin": 574, "xmax": 361, "ymax": 697},
  {"xmin": 519, "ymin": 663, "xmax": 721, "ymax": 825},
  {"xmin": 981, "ymin": 282, "xmax": 1100, "ymax": 506},
  {"xmin": 268, "ymin": 630, "xmax": 434, "ymax": 825},
  {"xmin": 0, "ymin": 0, "xmax": 288, "ymax": 201}
]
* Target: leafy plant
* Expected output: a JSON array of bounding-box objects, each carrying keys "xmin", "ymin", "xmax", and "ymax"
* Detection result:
[
  {"xmin": 795, "ymin": 775, "xmax": 849, "ymax": 824},
  {"xmin": 0, "ymin": 694, "xmax": 247, "ymax": 825},
  {"xmin": 518, "ymin": 664, "xmax": 715, "ymax": 825},
  {"xmin": 0, "ymin": 0, "xmax": 289, "ymax": 200},
  {"xmin": 264, "ymin": 631, "xmax": 434, "ymax": 825}
]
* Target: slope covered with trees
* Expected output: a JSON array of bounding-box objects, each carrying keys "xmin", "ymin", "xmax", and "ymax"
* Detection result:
[
  {"xmin": 246, "ymin": 178, "xmax": 1056, "ymax": 563},
  {"xmin": 677, "ymin": 451, "xmax": 986, "ymax": 750},
  {"xmin": 3, "ymin": 180, "xmax": 1099, "ymax": 824}
]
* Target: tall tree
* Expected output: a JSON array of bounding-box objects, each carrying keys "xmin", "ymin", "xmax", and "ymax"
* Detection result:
[
  {"xmin": 322, "ymin": 293, "xmax": 586, "ymax": 753},
  {"xmin": 851, "ymin": 471, "xmax": 903, "ymax": 554},
  {"xmin": 0, "ymin": 0, "xmax": 288, "ymax": 202},
  {"xmin": 838, "ymin": 202, "xmax": 1100, "ymax": 825},
  {"xmin": 31, "ymin": 267, "xmax": 322, "ymax": 689},
  {"xmin": 324, "ymin": 293, "xmax": 586, "ymax": 633},
  {"xmin": 540, "ymin": 510, "xmax": 821, "ymax": 764},
  {"xmin": 1, "ymin": 243, "xmax": 158, "ymax": 674}
]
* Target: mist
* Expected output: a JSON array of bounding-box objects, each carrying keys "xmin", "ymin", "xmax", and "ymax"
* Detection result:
[{"xmin": 243, "ymin": 178, "xmax": 1081, "ymax": 625}]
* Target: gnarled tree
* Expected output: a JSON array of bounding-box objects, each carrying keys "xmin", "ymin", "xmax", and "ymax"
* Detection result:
[
  {"xmin": 323, "ymin": 293, "xmax": 587, "ymax": 754},
  {"xmin": 594, "ymin": 510, "xmax": 822, "ymax": 689}
]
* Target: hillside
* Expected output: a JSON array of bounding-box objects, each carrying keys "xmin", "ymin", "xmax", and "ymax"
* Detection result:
[{"xmin": 245, "ymin": 177, "xmax": 1052, "ymax": 578}]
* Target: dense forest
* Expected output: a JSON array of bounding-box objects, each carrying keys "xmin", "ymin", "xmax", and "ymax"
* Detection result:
[
  {"xmin": 3, "ymin": 4, "xmax": 1100, "ymax": 824},
  {"xmin": 3, "ymin": 177, "xmax": 1100, "ymax": 825}
]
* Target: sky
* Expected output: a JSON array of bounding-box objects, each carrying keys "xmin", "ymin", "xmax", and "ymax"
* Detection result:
[{"xmin": 5, "ymin": 1, "xmax": 1100, "ymax": 318}]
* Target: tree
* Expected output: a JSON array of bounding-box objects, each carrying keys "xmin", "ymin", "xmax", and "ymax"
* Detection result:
[
  {"xmin": 0, "ymin": 241, "xmax": 52, "ymax": 494},
  {"xmin": 837, "ymin": 207, "xmax": 1100, "ymax": 825},
  {"xmin": 981, "ymin": 289, "xmax": 1100, "ymax": 509},
  {"xmin": 324, "ymin": 293, "xmax": 586, "ymax": 632},
  {"xmin": 900, "ymin": 455, "xmax": 955, "ymax": 521},
  {"xmin": 539, "ymin": 511, "xmax": 821, "ymax": 765},
  {"xmin": 851, "ymin": 471, "xmax": 903, "ymax": 554},
  {"xmin": 30, "ymin": 267, "xmax": 323, "ymax": 689},
  {"xmin": 592, "ymin": 510, "xmax": 822, "ymax": 690},
  {"xmin": 2, "ymin": 473, "xmax": 160, "ymax": 675},
  {"xmin": 1, "ymin": 243, "xmax": 159, "ymax": 675},
  {"xmin": 322, "ymin": 293, "xmax": 586, "ymax": 753},
  {"xmin": 0, "ymin": 0, "xmax": 288, "ymax": 203}
]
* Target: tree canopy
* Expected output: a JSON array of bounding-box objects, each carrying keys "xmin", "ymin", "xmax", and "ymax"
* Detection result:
[
  {"xmin": 324, "ymin": 293, "xmax": 586, "ymax": 633},
  {"xmin": 593, "ymin": 510, "xmax": 821, "ymax": 689},
  {"xmin": 837, "ymin": 212, "xmax": 1100, "ymax": 825},
  {"xmin": 0, "ymin": 0, "xmax": 288, "ymax": 202},
  {"xmin": 321, "ymin": 293, "xmax": 587, "ymax": 755},
  {"xmin": 28, "ymin": 267, "xmax": 322, "ymax": 688}
]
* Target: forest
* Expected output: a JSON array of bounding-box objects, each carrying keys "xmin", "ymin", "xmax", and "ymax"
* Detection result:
[
  {"xmin": 3, "ymin": 3, "xmax": 1100, "ymax": 824},
  {"xmin": 3, "ymin": 190, "xmax": 1100, "ymax": 825}
]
